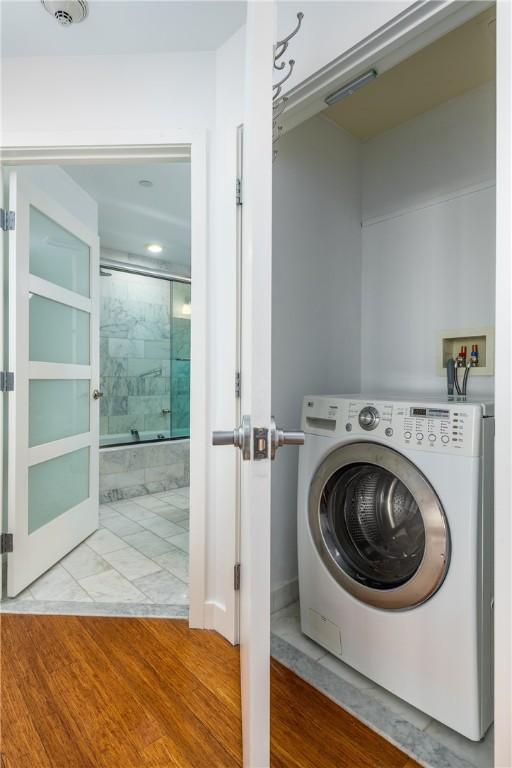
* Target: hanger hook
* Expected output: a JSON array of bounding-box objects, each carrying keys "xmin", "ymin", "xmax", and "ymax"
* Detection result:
[
  {"xmin": 274, "ymin": 13, "xmax": 304, "ymax": 64},
  {"xmin": 273, "ymin": 60, "xmax": 295, "ymax": 94}
]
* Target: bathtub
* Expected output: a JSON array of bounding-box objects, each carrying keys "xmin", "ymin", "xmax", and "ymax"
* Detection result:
[
  {"xmin": 100, "ymin": 430, "xmax": 172, "ymax": 448},
  {"xmin": 99, "ymin": 438, "xmax": 190, "ymax": 503}
]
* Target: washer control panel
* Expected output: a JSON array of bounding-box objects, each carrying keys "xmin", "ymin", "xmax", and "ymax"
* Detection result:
[
  {"xmin": 358, "ymin": 406, "xmax": 380, "ymax": 431},
  {"xmin": 302, "ymin": 396, "xmax": 487, "ymax": 457}
]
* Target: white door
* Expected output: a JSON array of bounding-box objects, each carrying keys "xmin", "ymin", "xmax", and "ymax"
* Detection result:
[
  {"xmin": 7, "ymin": 171, "xmax": 100, "ymax": 597},
  {"xmin": 213, "ymin": 5, "xmax": 303, "ymax": 765},
  {"xmin": 238, "ymin": 4, "xmax": 274, "ymax": 764}
]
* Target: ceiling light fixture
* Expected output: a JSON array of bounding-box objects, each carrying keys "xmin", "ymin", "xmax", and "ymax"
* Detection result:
[
  {"xmin": 146, "ymin": 243, "xmax": 163, "ymax": 254},
  {"xmin": 325, "ymin": 69, "xmax": 378, "ymax": 106},
  {"xmin": 139, "ymin": 180, "xmax": 153, "ymax": 188}
]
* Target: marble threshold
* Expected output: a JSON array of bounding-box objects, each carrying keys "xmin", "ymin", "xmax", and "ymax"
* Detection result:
[{"xmin": 271, "ymin": 604, "xmax": 493, "ymax": 768}]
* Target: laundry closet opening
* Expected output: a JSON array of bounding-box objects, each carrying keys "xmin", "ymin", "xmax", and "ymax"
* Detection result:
[{"xmin": 271, "ymin": 7, "xmax": 496, "ymax": 768}]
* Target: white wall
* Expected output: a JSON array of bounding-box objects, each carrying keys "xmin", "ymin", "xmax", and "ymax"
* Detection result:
[
  {"xmin": 271, "ymin": 115, "xmax": 361, "ymax": 597},
  {"xmin": 1, "ymin": 52, "xmax": 215, "ymax": 134},
  {"xmin": 1, "ymin": 44, "xmax": 241, "ymax": 635},
  {"xmin": 362, "ymin": 82, "xmax": 496, "ymax": 221},
  {"xmin": 277, "ymin": 1, "xmax": 415, "ymax": 94},
  {"xmin": 361, "ymin": 83, "xmax": 496, "ymax": 395}
]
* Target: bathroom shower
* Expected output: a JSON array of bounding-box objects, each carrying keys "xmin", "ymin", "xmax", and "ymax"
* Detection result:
[{"xmin": 99, "ymin": 266, "xmax": 191, "ymax": 447}]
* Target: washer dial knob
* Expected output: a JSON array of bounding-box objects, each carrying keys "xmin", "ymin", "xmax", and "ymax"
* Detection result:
[{"xmin": 358, "ymin": 406, "xmax": 380, "ymax": 431}]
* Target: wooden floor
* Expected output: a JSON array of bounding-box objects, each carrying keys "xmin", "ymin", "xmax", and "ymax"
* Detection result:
[{"xmin": 1, "ymin": 615, "xmax": 420, "ymax": 768}]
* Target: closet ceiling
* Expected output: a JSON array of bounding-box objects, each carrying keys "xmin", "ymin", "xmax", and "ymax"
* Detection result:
[
  {"xmin": 324, "ymin": 7, "xmax": 496, "ymax": 141},
  {"xmin": 64, "ymin": 162, "xmax": 191, "ymax": 267}
]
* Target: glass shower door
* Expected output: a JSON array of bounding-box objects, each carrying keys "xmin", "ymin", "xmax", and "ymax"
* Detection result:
[
  {"xmin": 170, "ymin": 281, "xmax": 191, "ymax": 438},
  {"xmin": 99, "ymin": 270, "xmax": 190, "ymax": 445},
  {"xmin": 7, "ymin": 172, "xmax": 100, "ymax": 597},
  {"xmin": 99, "ymin": 268, "xmax": 178, "ymax": 446}
]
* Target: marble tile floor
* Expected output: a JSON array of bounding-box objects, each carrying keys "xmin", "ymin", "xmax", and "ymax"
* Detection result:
[
  {"xmin": 271, "ymin": 603, "xmax": 493, "ymax": 768},
  {"xmin": 1, "ymin": 489, "xmax": 190, "ymax": 619}
]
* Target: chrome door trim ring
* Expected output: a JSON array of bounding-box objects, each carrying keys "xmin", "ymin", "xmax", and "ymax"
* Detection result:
[{"xmin": 308, "ymin": 441, "xmax": 450, "ymax": 610}]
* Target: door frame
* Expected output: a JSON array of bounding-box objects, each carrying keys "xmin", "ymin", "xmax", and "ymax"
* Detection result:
[
  {"xmin": 1, "ymin": 129, "xmax": 209, "ymax": 628},
  {"xmin": 273, "ymin": 2, "xmax": 510, "ymax": 766},
  {"xmin": 494, "ymin": 3, "xmax": 512, "ymax": 766}
]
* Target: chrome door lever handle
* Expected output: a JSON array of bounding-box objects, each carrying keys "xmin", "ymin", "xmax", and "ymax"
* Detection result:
[
  {"xmin": 212, "ymin": 430, "xmax": 238, "ymax": 446},
  {"xmin": 212, "ymin": 415, "xmax": 251, "ymax": 460},
  {"xmin": 270, "ymin": 417, "xmax": 304, "ymax": 459},
  {"xmin": 92, "ymin": 389, "xmax": 104, "ymax": 400}
]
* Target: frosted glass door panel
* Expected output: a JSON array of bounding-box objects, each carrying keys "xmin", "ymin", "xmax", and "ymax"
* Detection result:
[
  {"xmin": 29, "ymin": 294, "xmax": 90, "ymax": 364},
  {"xmin": 29, "ymin": 380, "xmax": 90, "ymax": 447},
  {"xmin": 30, "ymin": 206, "xmax": 90, "ymax": 297},
  {"xmin": 28, "ymin": 447, "xmax": 90, "ymax": 534}
]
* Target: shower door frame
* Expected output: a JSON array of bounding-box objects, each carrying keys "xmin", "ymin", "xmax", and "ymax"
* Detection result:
[{"xmin": 0, "ymin": 130, "xmax": 209, "ymax": 629}]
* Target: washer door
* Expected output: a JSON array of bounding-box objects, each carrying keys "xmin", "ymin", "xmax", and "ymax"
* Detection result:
[{"xmin": 308, "ymin": 442, "xmax": 450, "ymax": 610}]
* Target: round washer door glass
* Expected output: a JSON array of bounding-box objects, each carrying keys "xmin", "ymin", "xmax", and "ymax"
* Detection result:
[{"xmin": 309, "ymin": 442, "xmax": 450, "ymax": 610}]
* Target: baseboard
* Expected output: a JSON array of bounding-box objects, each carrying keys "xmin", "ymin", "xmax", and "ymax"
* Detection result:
[
  {"xmin": 202, "ymin": 582, "xmax": 298, "ymax": 644},
  {"xmin": 203, "ymin": 599, "xmax": 221, "ymax": 628},
  {"xmin": 204, "ymin": 599, "xmax": 237, "ymax": 644},
  {"xmin": 271, "ymin": 579, "xmax": 299, "ymax": 614}
]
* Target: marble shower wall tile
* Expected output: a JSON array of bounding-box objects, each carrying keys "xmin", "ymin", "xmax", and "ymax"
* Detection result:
[
  {"xmin": 99, "ymin": 469, "xmax": 146, "ymax": 491},
  {"xmin": 127, "ymin": 395, "xmax": 168, "ymax": 416},
  {"xmin": 108, "ymin": 339, "xmax": 144, "ymax": 359},
  {"xmin": 100, "ymin": 395, "xmax": 128, "ymax": 417},
  {"xmin": 99, "ymin": 440, "xmax": 190, "ymax": 503},
  {"xmin": 144, "ymin": 413, "xmax": 171, "ymax": 432},
  {"xmin": 100, "ymin": 298, "xmax": 169, "ymax": 342},
  {"xmin": 107, "ymin": 414, "xmax": 145, "ymax": 435},
  {"xmin": 145, "ymin": 339, "xmax": 171, "ymax": 358},
  {"xmin": 100, "ymin": 354, "xmax": 128, "ymax": 378}
]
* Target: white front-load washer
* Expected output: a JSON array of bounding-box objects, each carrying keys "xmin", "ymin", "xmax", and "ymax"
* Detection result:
[{"xmin": 297, "ymin": 394, "xmax": 493, "ymax": 740}]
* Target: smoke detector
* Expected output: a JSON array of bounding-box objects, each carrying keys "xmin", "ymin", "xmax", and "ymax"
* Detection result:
[{"xmin": 41, "ymin": 1, "xmax": 88, "ymax": 26}]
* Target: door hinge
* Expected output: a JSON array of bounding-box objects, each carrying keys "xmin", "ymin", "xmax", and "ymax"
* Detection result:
[
  {"xmin": 235, "ymin": 371, "xmax": 241, "ymax": 398},
  {"xmin": 234, "ymin": 562, "xmax": 241, "ymax": 591},
  {"xmin": 1, "ymin": 533, "xmax": 13, "ymax": 554},
  {"xmin": 236, "ymin": 177, "xmax": 243, "ymax": 206},
  {"xmin": 0, "ymin": 371, "xmax": 14, "ymax": 392},
  {"xmin": 0, "ymin": 209, "xmax": 15, "ymax": 231}
]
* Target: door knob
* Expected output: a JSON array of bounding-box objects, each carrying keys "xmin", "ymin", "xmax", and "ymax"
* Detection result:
[
  {"xmin": 92, "ymin": 389, "xmax": 104, "ymax": 400},
  {"xmin": 212, "ymin": 415, "xmax": 251, "ymax": 460},
  {"xmin": 270, "ymin": 418, "xmax": 305, "ymax": 459}
]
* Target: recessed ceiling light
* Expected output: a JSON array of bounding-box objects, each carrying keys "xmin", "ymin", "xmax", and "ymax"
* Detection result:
[
  {"xmin": 146, "ymin": 243, "xmax": 163, "ymax": 254},
  {"xmin": 139, "ymin": 179, "xmax": 153, "ymax": 188}
]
